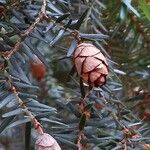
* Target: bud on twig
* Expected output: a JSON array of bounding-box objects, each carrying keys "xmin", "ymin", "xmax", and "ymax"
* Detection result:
[
  {"xmin": 30, "ymin": 55, "xmax": 46, "ymax": 81},
  {"xmin": 74, "ymin": 43, "xmax": 108, "ymax": 87}
]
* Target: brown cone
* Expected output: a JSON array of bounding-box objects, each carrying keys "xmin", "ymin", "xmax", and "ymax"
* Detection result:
[
  {"xmin": 35, "ymin": 133, "xmax": 61, "ymax": 150},
  {"xmin": 73, "ymin": 43, "xmax": 108, "ymax": 87}
]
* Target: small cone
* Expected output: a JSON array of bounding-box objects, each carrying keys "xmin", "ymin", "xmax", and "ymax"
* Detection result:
[
  {"xmin": 35, "ymin": 133, "xmax": 61, "ymax": 150},
  {"xmin": 73, "ymin": 43, "xmax": 108, "ymax": 87}
]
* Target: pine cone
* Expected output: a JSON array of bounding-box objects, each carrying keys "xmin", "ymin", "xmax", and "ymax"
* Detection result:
[
  {"xmin": 143, "ymin": 143, "xmax": 150, "ymax": 150},
  {"xmin": 35, "ymin": 133, "xmax": 61, "ymax": 150},
  {"xmin": 73, "ymin": 43, "xmax": 108, "ymax": 87}
]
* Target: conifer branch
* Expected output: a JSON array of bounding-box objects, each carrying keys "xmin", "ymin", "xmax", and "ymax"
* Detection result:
[{"xmin": 3, "ymin": 0, "xmax": 47, "ymax": 60}]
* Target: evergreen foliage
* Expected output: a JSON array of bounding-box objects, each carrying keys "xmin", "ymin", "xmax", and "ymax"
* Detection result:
[{"xmin": 0, "ymin": 0, "xmax": 150, "ymax": 149}]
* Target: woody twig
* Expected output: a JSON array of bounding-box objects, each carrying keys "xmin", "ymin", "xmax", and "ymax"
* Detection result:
[
  {"xmin": 77, "ymin": 89, "xmax": 93, "ymax": 150},
  {"xmin": 21, "ymin": 0, "xmax": 48, "ymax": 37},
  {"xmin": 5, "ymin": 70, "xmax": 44, "ymax": 134},
  {"xmin": 3, "ymin": 0, "xmax": 47, "ymax": 60}
]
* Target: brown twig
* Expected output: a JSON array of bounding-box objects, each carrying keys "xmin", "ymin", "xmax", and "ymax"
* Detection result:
[
  {"xmin": 77, "ymin": 132, "xmax": 82, "ymax": 150},
  {"xmin": 5, "ymin": 70, "xmax": 43, "ymax": 134},
  {"xmin": 4, "ymin": 40, "xmax": 21, "ymax": 60},
  {"xmin": 77, "ymin": 89, "xmax": 93, "ymax": 149},
  {"xmin": 21, "ymin": 0, "xmax": 48, "ymax": 37},
  {"xmin": 3, "ymin": 0, "xmax": 48, "ymax": 60}
]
